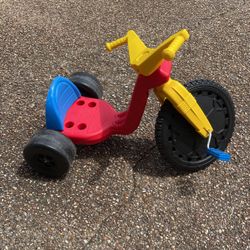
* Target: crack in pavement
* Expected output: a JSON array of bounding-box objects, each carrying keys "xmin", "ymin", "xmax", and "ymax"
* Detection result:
[{"xmin": 83, "ymin": 145, "xmax": 157, "ymax": 248}]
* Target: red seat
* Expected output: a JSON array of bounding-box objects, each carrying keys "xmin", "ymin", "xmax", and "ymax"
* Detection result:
[{"xmin": 62, "ymin": 97, "xmax": 117, "ymax": 145}]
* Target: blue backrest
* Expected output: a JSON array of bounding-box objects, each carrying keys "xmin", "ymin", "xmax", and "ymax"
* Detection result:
[{"xmin": 46, "ymin": 76, "xmax": 80, "ymax": 130}]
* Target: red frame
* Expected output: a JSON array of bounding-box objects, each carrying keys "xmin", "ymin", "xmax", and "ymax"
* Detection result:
[{"xmin": 62, "ymin": 61, "xmax": 172, "ymax": 144}]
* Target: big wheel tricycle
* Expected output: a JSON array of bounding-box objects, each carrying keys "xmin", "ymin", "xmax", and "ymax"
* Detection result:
[{"xmin": 23, "ymin": 29, "xmax": 235, "ymax": 177}]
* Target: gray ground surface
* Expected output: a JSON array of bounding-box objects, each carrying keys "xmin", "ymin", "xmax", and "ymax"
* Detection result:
[{"xmin": 0, "ymin": 0, "xmax": 249, "ymax": 249}]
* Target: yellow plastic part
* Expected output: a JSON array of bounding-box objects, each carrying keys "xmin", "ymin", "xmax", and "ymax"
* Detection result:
[
  {"xmin": 106, "ymin": 30, "xmax": 213, "ymax": 137},
  {"xmin": 105, "ymin": 29, "xmax": 190, "ymax": 76},
  {"xmin": 154, "ymin": 79, "xmax": 213, "ymax": 138},
  {"xmin": 106, "ymin": 36, "xmax": 128, "ymax": 51}
]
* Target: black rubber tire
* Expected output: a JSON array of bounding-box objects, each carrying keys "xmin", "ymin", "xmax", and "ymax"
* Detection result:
[
  {"xmin": 70, "ymin": 72, "xmax": 103, "ymax": 98},
  {"xmin": 23, "ymin": 129, "xmax": 76, "ymax": 177},
  {"xmin": 155, "ymin": 79, "xmax": 235, "ymax": 171}
]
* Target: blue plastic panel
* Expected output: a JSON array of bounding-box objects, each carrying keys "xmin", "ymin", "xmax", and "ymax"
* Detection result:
[{"xmin": 46, "ymin": 76, "xmax": 81, "ymax": 130}]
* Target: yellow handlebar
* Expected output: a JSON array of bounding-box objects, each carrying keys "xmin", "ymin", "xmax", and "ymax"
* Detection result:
[
  {"xmin": 162, "ymin": 35, "xmax": 186, "ymax": 61},
  {"xmin": 161, "ymin": 29, "xmax": 189, "ymax": 61},
  {"xmin": 105, "ymin": 29, "xmax": 190, "ymax": 76},
  {"xmin": 106, "ymin": 36, "xmax": 128, "ymax": 51}
]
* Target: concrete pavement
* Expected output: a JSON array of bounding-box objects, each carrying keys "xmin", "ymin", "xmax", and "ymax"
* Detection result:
[{"xmin": 0, "ymin": 0, "xmax": 249, "ymax": 249}]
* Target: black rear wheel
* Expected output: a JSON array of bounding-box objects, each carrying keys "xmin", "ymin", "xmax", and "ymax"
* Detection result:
[
  {"xmin": 155, "ymin": 80, "xmax": 235, "ymax": 171},
  {"xmin": 70, "ymin": 72, "xmax": 103, "ymax": 98},
  {"xmin": 23, "ymin": 129, "xmax": 76, "ymax": 177}
]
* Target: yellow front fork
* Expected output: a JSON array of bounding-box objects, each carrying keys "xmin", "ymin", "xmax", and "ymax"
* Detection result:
[{"xmin": 154, "ymin": 78, "xmax": 213, "ymax": 138}]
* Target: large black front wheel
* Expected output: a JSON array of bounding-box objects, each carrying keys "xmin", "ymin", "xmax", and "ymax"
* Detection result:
[{"xmin": 155, "ymin": 80, "xmax": 235, "ymax": 171}]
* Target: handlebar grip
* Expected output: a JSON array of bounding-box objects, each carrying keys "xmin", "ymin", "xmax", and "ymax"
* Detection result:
[
  {"xmin": 106, "ymin": 36, "xmax": 128, "ymax": 52},
  {"xmin": 162, "ymin": 36, "xmax": 185, "ymax": 61},
  {"xmin": 162, "ymin": 30, "xmax": 190, "ymax": 61}
]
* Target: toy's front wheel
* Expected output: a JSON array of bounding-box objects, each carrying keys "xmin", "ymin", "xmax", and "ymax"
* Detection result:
[
  {"xmin": 155, "ymin": 80, "xmax": 235, "ymax": 171},
  {"xmin": 23, "ymin": 129, "xmax": 76, "ymax": 177}
]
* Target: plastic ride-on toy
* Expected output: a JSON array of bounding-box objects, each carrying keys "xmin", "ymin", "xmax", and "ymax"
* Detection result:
[{"xmin": 23, "ymin": 29, "xmax": 235, "ymax": 177}]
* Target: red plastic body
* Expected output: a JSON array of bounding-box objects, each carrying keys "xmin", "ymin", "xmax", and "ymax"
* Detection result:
[{"xmin": 62, "ymin": 60, "xmax": 172, "ymax": 144}]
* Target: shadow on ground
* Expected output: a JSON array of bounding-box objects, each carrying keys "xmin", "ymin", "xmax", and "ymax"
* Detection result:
[{"xmin": 17, "ymin": 136, "xmax": 189, "ymax": 182}]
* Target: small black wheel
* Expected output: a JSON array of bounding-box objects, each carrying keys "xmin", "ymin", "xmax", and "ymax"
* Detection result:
[
  {"xmin": 155, "ymin": 79, "xmax": 235, "ymax": 171},
  {"xmin": 69, "ymin": 72, "xmax": 103, "ymax": 98},
  {"xmin": 23, "ymin": 129, "xmax": 76, "ymax": 177}
]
